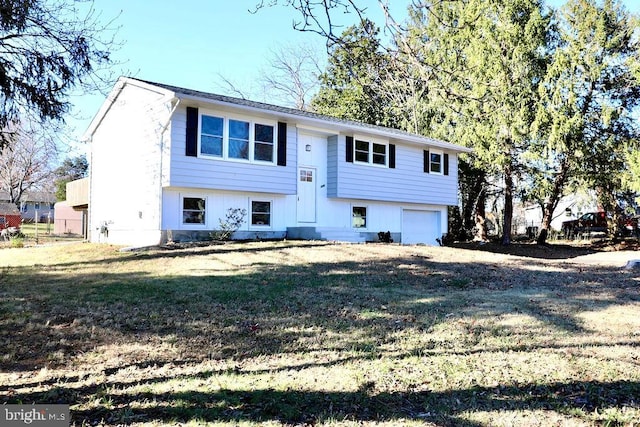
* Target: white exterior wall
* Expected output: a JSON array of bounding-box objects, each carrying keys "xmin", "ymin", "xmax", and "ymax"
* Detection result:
[
  {"xmin": 87, "ymin": 79, "xmax": 465, "ymax": 246},
  {"xmin": 296, "ymin": 131, "xmax": 449, "ymax": 239},
  {"xmin": 327, "ymin": 134, "xmax": 458, "ymax": 206},
  {"xmin": 162, "ymin": 189, "xmax": 293, "ymax": 233},
  {"xmin": 89, "ymin": 82, "xmax": 173, "ymax": 246}
]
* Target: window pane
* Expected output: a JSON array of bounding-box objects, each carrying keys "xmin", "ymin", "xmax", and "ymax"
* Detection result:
[
  {"xmin": 183, "ymin": 211, "xmax": 205, "ymax": 224},
  {"xmin": 355, "ymin": 140, "xmax": 369, "ymax": 151},
  {"xmin": 183, "ymin": 197, "xmax": 205, "ymax": 210},
  {"xmin": 355, "ymin": 152, "xmax": 369, "ymax": 162},
  {"xmin": 355, "ymin": 140, "xmax": 370, "ymax": 163},
  {"xmin": 255, "ymin": 124, "xmax": 274, "ymax": 143},
  {"xmin": 352, "ymin": 206, "xmax": 367, "ymax": 228},
  {"xmin": 202, "ymin": 115, "xmax": 223, "ymax": 136},
  {"xmin": 252, "ymin": 201, "xmax": 271, "ymax": 213},
  {"xmin": 201, "ymin": 135, "xmax": 222, "ymax": 156},
  {"xmin": 252, "ymin": 214, "xmax": 270, "ymax": 225},
  {"xmin": 183, "ymin": 197, "xmax": 205, "ymax": 224},
  {"xmin": 430, "ymin": 153, "xmax": 442, "ymax": 173},
  {"xmin": 373, "ymin": 144, "xmax": 386, "ymax": 164},
  {"xmin": 255, "ymin": 142, "xmax": 273, "ymax": 162},
  {"xmin": 229, "ymin": 139, "xmax": 249, "ymax": 159},
  {"xmin": 251, "ymin": 201, "xmax": 271, "ymax": 226},
  {"xmin": 229, "ymin": 119, "xmax": 249, "ymax": 139}
]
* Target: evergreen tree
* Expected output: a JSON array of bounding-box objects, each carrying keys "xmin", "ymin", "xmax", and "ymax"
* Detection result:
[
  {"xmin": 53, "ymin": 155, "xmax": 88, "ymax": 201},
  {"xmin": 531, "ymin": 0, "xmax": 640, "ymax": 243},
  {"xmin": 311, "ymin": 19, "xmax": 396, "ymax": 127}
]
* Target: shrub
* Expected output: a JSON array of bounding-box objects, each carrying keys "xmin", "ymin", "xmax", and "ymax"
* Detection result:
[
  {"xmin": 211, "ymin": 208, "xmax": 247, "ymax": 241},
  {"xmin": 10, "ymin": 237, "xmax": 24, "ymax": 248}
]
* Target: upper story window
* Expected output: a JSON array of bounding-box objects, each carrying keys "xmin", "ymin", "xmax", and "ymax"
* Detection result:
[
  {"xmin": 201, "ymin": 115, "xmax": 223, "ymax": 156},
  {"xmin": 430, "ymin": 150, "xmax": 443, "ymax": 174},
  {"xmin": 354, "ymin": 138, "xmax": 387, "ymax": 166},
  {"xmin": 199, "ymin": 113, "xmax": 275, "ymax": 164}
]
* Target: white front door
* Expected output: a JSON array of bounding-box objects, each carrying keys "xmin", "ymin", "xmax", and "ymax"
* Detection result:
[{"xmin": 297, "ymin": 167, "xmax": 316, "ymax": 223}]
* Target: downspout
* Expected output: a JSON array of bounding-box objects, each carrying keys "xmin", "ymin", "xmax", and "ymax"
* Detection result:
[{"xmin": 158, "ymin": 96, "xmax": 180, "ymax": 244}]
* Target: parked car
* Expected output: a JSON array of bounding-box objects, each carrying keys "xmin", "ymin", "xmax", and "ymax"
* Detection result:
[
  {"xmin": 561, "ymin": 211, "xmax": 608, "ymax": 238},
  {"xmin": 561, "ymin": 211, "xmax": 639, "ymax": 238},
  {"xmin": 620, "ymin": 215, "xmax": 640, "ymax": 237}
]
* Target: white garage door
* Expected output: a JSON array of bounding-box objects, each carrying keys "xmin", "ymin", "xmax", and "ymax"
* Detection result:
[{"xmin": 402, "ymin": 210, "xmax": 440, "ymax": 245}]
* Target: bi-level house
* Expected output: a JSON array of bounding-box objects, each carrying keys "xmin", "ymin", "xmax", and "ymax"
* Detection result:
[{"xmin": 84, "ymin": 77, "xmax": 472, "ymax": 247}]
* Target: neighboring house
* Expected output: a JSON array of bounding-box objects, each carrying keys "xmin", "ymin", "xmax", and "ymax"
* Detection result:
[
  {"xmin": 0, "ymin": 191, "xmax": 56, "ymax": 223},
  {"xmin": 523, "ymin": 193, "xmax": 600, "ymax": 232},
  {"xmin": 84, "ymin": 77, "xmax": 472, "ymax": 247}
]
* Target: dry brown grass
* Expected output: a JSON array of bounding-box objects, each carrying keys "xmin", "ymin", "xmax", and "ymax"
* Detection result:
[{"xmin": 0, "ymin": 240, "xmax": 639, "ymax": 426}]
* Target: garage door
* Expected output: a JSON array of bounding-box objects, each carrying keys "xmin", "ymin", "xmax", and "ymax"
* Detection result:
[{"xmin": 402, "ymin": 210, "xmax": 440, "ymax": 245}]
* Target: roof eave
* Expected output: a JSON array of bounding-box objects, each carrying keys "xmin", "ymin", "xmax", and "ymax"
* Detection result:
[{"xmin": 82, "ymin": 77, "xmax": 176, "ymax": 142}]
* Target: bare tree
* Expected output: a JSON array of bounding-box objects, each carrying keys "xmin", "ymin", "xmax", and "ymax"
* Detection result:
[
  {"xmin": 258, "ymin": 42, "xmax": 324, "ymax": 110},
  {"xmin": 0, "ymin": 120, "xmax": 56, "ymax": 208},
  {"xmin": 214, "ymin": 42, "xmax": 324, "ymax": 110}
]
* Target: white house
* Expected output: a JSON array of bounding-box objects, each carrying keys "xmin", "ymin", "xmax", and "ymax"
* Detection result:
[{"xmin": 84, "ymin": 77, "xmax": 472, "ymax": 247}]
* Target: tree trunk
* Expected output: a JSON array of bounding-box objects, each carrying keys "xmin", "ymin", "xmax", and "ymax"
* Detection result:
[
  {"xmin": 501, "ymin": 164, "xmax": 514, "ymax": 246},
  {"xmin": 463, "ymin": 170, "xmax": 486, "ymax": 241},
  {"xmin": 475, "ymin": 189, "xmax": 488, "ymax": 241},
  {"xmin": 536, "ymin": 203, "xmax": 554, "ymax": 245},
  {"xmin": 536, "ymin": 157, "xmax": 569, "ymax": 245}
]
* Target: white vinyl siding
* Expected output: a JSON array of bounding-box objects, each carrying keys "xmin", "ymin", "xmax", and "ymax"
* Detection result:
[
  {"xmin": 168, "ymin": 107, "xmax": 297, "ymax": 195},
  {"xmin": 89, "ymin": 82, "xmax": 169, "ymax": 246},
  {"xmin": 327, "ymin": 135, "xmax": 458, "ymax": 205}
]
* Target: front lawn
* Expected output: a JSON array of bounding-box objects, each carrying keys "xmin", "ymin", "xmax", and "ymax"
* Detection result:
[{"xmin": 0, "ymin": 241, "xmax": 638, "ymax": 426}]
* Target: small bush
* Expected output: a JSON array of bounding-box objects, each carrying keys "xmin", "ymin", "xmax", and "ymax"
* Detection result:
[
  {"xmin": 10, "ymin": 237, "xmax": 24, "ymax": 248},
  {"xmin": 211, "ymin": 208, "xmax": 247, "ymax": 241},
  {"xmin": 378, "ymin": 231, "xmax": 393, "ymax": 243}
]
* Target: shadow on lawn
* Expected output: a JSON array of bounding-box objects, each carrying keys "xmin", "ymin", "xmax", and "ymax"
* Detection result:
[
  {"xmin": 1, "ymin": 246, "xmax": 638, "ymax": 372},
  {"xmin": 1, "ymin": 243, "xmax": 639, "ymax": 424},
  {"xmin": 8, "ymin": 376, "xmax": 640, "ymax": 426}
]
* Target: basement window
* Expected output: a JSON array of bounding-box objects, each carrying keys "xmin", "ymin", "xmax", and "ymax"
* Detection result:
[
  {"xmin": 352, "ymin": 206, "xmax": 367, "ymax": 228},
  {"xmin": 183, "ymin": 197, "xmax": 206, "ymax": 224},
  {"xmin": 251, "ymin": 200, "xmax": 272, "ymax": 226}
]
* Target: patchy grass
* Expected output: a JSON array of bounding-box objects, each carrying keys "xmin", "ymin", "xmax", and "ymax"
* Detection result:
[
  {"xmin": 1, "ymin": 240, "xmax": 639, "ymax": 426},
  {"xmin": 0, "ymin": 222, "xmax": 83, "ymax": 248}
]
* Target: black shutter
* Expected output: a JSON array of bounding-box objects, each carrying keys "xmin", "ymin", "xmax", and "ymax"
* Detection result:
[
  {"xmin": 277, "ymin": 122, "xmax": 287, "ymax": 166},
  {"xmin": 444, "ymin": 153, "xmax": 449, "ymax": 175},
  {"xmin": 423, "ymin": 150, "xmax": 430, "ymax": 173},
  {"xmin": 185, "ymin": 107, "xmax": 198, "ymax": 157},
  {"xmin": 346, "ymin": 136, "xmax": 354, "ymax": 163},
  {"xmin": 389, "ymin": 144, "xmax": 396, "ymax": 169}
]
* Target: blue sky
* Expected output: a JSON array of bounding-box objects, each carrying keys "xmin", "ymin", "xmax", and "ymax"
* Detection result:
[{"xmin": 65, "ymin": 0, "xmax": 640, "ymax": 152}]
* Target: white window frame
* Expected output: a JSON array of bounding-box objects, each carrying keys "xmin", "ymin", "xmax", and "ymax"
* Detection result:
[
  {"xmin": 351, "ymin": 205, "xmax": 368, "ymax": 229},
  {"xmin": 181, "ymin": 196, "xmax": 207, "ymax": 227},
  {"xmin": 250, "ymin": 199, "xmax": 273, "ymax": 229},
  {"xmin": 198, "ymin": 110, "xmax": 277, "ymax": 165},
  {"xmin": 429, "ymin": 149, "xmax": 443, "ymax": 175},
  {"xmin": 353, "ymin": 135, "xmax": 388, "ymax": 167}
]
